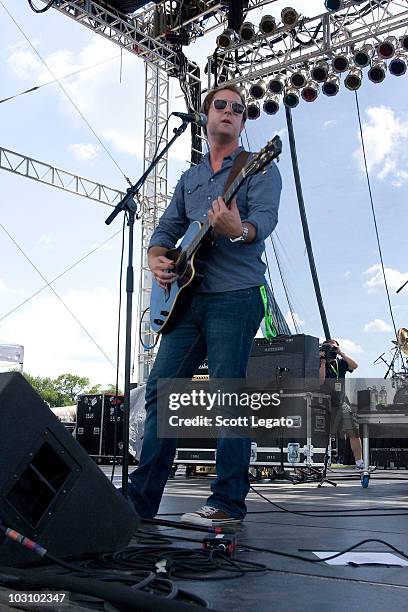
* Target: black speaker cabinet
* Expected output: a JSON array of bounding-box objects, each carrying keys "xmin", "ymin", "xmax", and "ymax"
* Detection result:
[
  {"xmin": 76, "ymin": 393, "xmax": 125, "ymax": 459},
  {"xmin": 0, "ymin": 372, "xmax": 139, "ymax": 566},
  {"xmin": 247, "ymin": 334, "xmax": 320, "ymax": 390}
]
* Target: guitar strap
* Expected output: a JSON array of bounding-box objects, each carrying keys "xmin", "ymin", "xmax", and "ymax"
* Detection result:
[{"xmin": 223, "ymin": 150, "xmax": 250, "ymax": 197}]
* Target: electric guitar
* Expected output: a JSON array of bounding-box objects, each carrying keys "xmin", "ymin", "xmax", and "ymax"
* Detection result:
[{"xmin": 150, "ymin": 135, "xmax": 282, "ymax": 334}]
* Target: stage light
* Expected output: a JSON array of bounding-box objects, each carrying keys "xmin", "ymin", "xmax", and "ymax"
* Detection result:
[
  {"xmin": 344, "ymin": 67, "xmax": 362, "ymax": 90},
  {"xmin": 389, "ymin": 53, "xmax": 407, "ymax": 76},
  {"xmin": 239, "ymin": 22, "xmax": 256, "ymax": 43},
  {"xmin": 263, "ymin": 93, "xmax": 280, "ymax": 115},
  {"xmin": 301, "ymin": 80, "xmax": 319, "ymax": 102},
  {"xmin": 311, "ymin": 60, "xmax": 329, "ymax": 82},
  {"xmin": 268, "ymin": 75, "xmax": 286, "ymax": 94},
  {"xmin": 332, "ymin": 53, "xmax": 349, "ymax": 72},
  {"xmin": 259, "ymin": 15, "xmax": 276, "ymax": 35},
  {"xmin": 281, "ymin": 7, "xmax": 299, "ymax": 27},
  {"xmin": 249, "ymin": 80, "xmax": 267, "ymax": 99},
  {"xmin": 283, "ymin": 87, "xmax": 300, "ymax": 108},
  {"xmin": 353, "ymin": 44, "xmax": 374, "ymax": 68},
  {"xmin": 236, "ymin": 85, "xmax": 248, "ymax": 100},
  {"xmin": 368, "ymin": 59, "xmax": 387, "ymax": 83},
  {"xmin": 324, "ymin": 0, "xmax": 343, "ymax": 11},
  {"xmin": 290, "ymin": 69, "xmax": 308, "ymax": 89},
  {"xmin": 401, "ymin": 34, "xmax": 408, "ymax": 52},
  {"xmin": 246, "ymin": 99, "xmax": 260, "ymax": 120},
  {"xmin": 322, "ymin": 73, "xmax": 339, "ymax": 96},
  {"xmin": 216, "ymin": 28, "xmax": 238, "ymax": 49},
  {"xmin": 378, "ymin": 36, "xmax": 398, "ymax": 60}
]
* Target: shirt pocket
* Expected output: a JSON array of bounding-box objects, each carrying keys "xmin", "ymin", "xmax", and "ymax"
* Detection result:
[{"xmin": 184, "ymin": 180, "xmax": 205, "ymax": 220}]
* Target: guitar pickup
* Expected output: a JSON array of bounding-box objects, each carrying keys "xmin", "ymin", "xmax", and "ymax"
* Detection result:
[
  {"xmin": 160, "ymin": 310, "xmax": 169, "ymax": 316},
  {"xmin": 154, "ymin": 319, "xmax": 164, "ymax": 325}
]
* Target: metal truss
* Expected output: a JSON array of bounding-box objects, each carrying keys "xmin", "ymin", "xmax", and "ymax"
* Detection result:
[
  {"xmin": 45, "ymin": 0, "xmax": 183, "ymax": 75},
  {"xmin": 206, "ymin": 0, "xmax": 408, "ymax": 89},
  {"xmin": 0, "ymin": 146, "xmax": 124, "ymax": 206},
  {"xmin": 135, "ymin": 0, "xmax": 278, "ymax": 44},
  {"xmin": 137, "ymin": 64, "xmax": 170, "ymax": 382}
]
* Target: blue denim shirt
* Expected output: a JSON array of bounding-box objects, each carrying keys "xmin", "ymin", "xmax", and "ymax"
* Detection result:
[{"xmin": 149, "ymin": 146, "xmax": 282, "ymax": 292}]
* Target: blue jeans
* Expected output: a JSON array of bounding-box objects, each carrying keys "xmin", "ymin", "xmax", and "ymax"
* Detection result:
[{"xmin": 128, "ymin": 287, "xmax": 264, "ymax": 519}]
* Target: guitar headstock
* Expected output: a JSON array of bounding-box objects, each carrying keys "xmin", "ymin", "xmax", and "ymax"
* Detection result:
[{"xmin": 244, "ymin": 135, "xmax": 282, "ymax": 178}]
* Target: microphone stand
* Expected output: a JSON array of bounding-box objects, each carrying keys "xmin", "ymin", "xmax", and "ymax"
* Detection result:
[{"xmin": 105, "ymin": 120, "xmax": 189, "ymax": 498}]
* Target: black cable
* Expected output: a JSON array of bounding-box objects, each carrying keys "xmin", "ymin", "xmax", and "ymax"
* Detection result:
[
  {"xmin": 269, "ymin": 235, "xmax": 300, "ymax": 333},
  {"xmin": 110, "ymin": 213, "xmax": 127, "ymax": 482},
  {"xmin": 0, "ymin": 55, "xmax": 121, "ymax": 105},
  {"xmin": 249, "ymin": 484, "xmax": 408, "ymax": 518},
  {"xmin": 239, "ymin": 537, "xmax": 408, "ymax": 566},
  {"xmin": 354, "ymin": 91, "xmax": 405, "ymax": 371},
  {"xmin": 27, "ymin": 0, "xmax": 55, "ymax": 13},
  {"xmin": 2, "ymin": 1, "xmax": 132, "ymax": 185},
  {"xmin": 0, "ymin": 229, "xmax": 123, "ymax": 323},
  {"xmin": 0, "ymin": 221, "xmax": 118, "ymax": 372}
]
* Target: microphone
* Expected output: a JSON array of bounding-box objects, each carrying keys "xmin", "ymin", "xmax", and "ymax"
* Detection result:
[{"xmin": 173, "ymin": 111, "xmax": 207, "ymax": 127}]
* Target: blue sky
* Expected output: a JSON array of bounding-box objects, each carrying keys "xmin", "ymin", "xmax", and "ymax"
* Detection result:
[{"xmin": 0, "ymin": 0, "xmax": 407, "ymax": 385}]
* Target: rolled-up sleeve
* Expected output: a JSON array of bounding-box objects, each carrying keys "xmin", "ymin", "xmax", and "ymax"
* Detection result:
[
  {"xmin": 148, "ymin": 176, "xmax": 189, "ymax": 250},
  {"xmin": 243, "ymin": 161, "xmax": 282, "ymax": 242}
]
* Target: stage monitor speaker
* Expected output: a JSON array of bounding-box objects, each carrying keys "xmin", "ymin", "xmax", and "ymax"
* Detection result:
[
  {"xmin": 246, "ymin": 334, "xmax": 320, "ymax": 390},
  {"xmin": 0, "ymin": 372, "xmax": 139, "ymax": 566}
]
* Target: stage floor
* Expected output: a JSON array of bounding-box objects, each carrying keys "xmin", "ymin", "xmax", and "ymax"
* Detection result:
[
  {"xmin": 2, "ymin": 468, "xmax": 408, "ymax": 611},
  {"xmin": 109, "ymin": 467, "xmax": 408, "ymax": 611}
]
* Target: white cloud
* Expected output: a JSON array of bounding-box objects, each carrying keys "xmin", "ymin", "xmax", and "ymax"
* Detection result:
[
  {"xmin": 353, "ymin": 106, "xmax": 408, "ymax": 187},
  {"xmin": 0, "ymin": 279, "xmax": 7, "ymax": 293},
  {"xmin": 337, "ymin": 338, "xmax": 363, "ymax": 354},
  {"xmin": 364, "ymin": 319, "xmax": 392, "ymax": 333},
  {"xmin": 323, "ymin": 120, "xmax": 337, "ymax": 129},
  {"xmin": 364, "ymin": 264, "xmax": 408, "ymax": 293},
  {"xmin": 37, "ymin": 234, "xmax": 55, "ymax": 250},
  {"xmin": 285, "ymin": 311, "xmax": 305, "ymax": 330},
  {"xmin": 0, "ymin": 288, "xmax": 123, "ymax": 386},
  {"xmin": 69, "ymin": 143, "xmax": 99, "ymax": 161},
  {"xmin": 343, "ymin": 270, "xmax": 351, "ymax": 278}
]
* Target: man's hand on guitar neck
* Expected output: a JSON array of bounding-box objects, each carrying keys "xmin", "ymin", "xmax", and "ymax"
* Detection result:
[
  {"xmin": 148, "ymin": 247, "xmax": 176, "ymax": 289},
  {"xmin": 208, "ymin": 197, "xmax": 255, "ymax": 242}
]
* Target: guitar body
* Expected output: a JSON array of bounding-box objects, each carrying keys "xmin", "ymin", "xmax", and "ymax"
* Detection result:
[{"xmin": 150, "ymin": 221, "xmax": 207, "ymax": 334}]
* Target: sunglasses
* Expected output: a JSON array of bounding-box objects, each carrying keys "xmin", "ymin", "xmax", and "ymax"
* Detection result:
[{"xmin": 212, "ymin": 98, "xmax": 246, "ymax": 115}]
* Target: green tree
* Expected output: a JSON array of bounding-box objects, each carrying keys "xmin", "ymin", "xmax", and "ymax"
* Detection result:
[{"xmin": 23, "ymin": 373, "xmax": 107, "ymax": 407}]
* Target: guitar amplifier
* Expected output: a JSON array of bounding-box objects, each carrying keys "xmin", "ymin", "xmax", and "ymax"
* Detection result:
[
  {"xmin": 76, "ymin": 394, "xmax": 125, "ymax": 459},
  {"xmin": 246, "ymin": 334, "xmax": 320, "ymax": 391}
]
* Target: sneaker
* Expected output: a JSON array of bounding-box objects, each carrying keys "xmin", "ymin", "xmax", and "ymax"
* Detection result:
[{"xmin": 180, "ymin": 505, "xmax": 242, "ymax": 526}]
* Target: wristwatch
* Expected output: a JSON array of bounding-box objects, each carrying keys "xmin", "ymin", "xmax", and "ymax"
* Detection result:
[{"xmin": 229, "ymin": 224, "xmax": 249, "ymax": 243}]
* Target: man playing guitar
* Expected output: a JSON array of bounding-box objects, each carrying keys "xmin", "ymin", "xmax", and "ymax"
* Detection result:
[{"xmin": 126, "ymin": 84, "xmax": 282, "ymax": 526}]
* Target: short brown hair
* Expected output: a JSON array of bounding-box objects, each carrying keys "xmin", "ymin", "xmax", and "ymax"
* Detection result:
[
  {"xmin": 200, "ymin": 84, "xmax": 247, "ymax": 123},
  {"xmin": 326, "ymin": 339, "xmax": 339, "ymax": 346}
]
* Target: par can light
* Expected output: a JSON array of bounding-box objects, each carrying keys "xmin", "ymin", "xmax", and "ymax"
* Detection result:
[
  {"xmin": 344, "ymin": 67, "xmax": 362, "ymax": 90},
  {"xmin": 283, "ymin": 86, "xmax": 299, "ymax": 108},
  {"xmin": 260, "ymin": 15, "xmax": 276, "ymax": 35},
  {"xmin": 389, "ymin": 53, "xmax": 407, "ymax": 76},
  {"xmin": 281, "ymin": 7, "xmax": 299, "ymax": 27},
  {"xmin": 249, "ymin": 80, "xmax": 267, "ymax": 99},
  {"xmin": 322, "ymin": 73, "xmax": 340, "ymax": 96},
  {"xmin": 263, "ymin": 94, "xmax": 280, "ymax": 115},
  {"xmin": 290, "ymin": 69, "xmax": 308, "ymax": 89},
  {"xmin": 301, "ymin": 80, "xmax": 319, "ymax": 102},
  {"xmin": 368, "ymin": 59, "xmax": 387, "ymax": 83},
  {"xmin": 378, "ymin": 36, "xmax": 398, "ymax": 60},
  {"xmin": 354, "ymin": 44, "xmax": 374, "ymax": 68},
  {"xmin": 246, "ymin": 99, "xmax": 260, "ymax": 120},
  {"xmin": 311, "ymin": 60, "xmax": 329, "ymax": 82},
  {"xmin": 268, "ymin": 75, "xmax": 286, "ymax": 94}
]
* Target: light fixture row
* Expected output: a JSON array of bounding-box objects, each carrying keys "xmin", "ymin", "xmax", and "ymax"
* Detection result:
[
  {"xmin": 239, "ymin": 51, "xmax": 407, "ymax": 118},
  {"xmin": 216, "ymin": 8, "xmax": 300, "ymax": 49}
]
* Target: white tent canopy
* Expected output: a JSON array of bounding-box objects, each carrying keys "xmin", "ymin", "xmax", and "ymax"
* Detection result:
[{"xmin": 0, "ymin": 343, "xmax": 24, "ymax": 370}]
